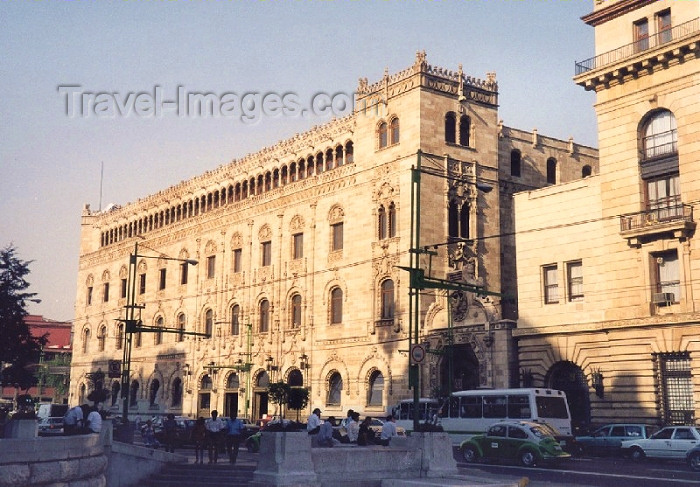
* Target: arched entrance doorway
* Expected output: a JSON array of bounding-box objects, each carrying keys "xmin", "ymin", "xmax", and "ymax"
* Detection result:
[
  {"xmin": 224, "ymin": 373, "xmax": 239, "ymax": 418},
  {"xmin": 547, "ymin": 361, "xmax": 590, "ymax": 432},
  {"xmin": 253, "ymin": 371, "xmax": 269, "ymax": 422},
  {"xmin": 439, "ymin": 343, "xmax": 480, "ymax": 395}
]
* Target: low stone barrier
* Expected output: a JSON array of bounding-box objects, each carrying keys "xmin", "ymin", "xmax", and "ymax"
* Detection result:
[{"xmin": 251, "ymin": 431, "xmax": 458, "ymax": 487}]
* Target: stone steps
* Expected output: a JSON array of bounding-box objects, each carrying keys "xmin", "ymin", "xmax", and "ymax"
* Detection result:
[{"xmin": 143, "ymin": 461, "xmax": 256, "ymax": 487}]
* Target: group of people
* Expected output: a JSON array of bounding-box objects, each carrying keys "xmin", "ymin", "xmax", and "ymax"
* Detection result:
[
  {"xmin": 190, "ymin": 410, "xmax": 246, "ymax": 465},
  {"xmin": 307, "ymin": 407, "xmax": 399, "ymax": 447},
  {"xmin": 63, "ymin": 404, "xmax": 103, "ymax": 435}
]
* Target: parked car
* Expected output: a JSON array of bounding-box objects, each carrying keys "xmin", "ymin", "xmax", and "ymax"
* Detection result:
[
  {"xmin": 154, "ymin": 417, "xmax": 195, "ymax": 447},
  {"xmin": 575, "ymin": 423, "xmax": 657, "ymax": 456},
  {"xmin": 460, "ymin": 421, "xmax": 571, "ymax": 467},
  {"xmin": 367, "ymin": 418, "xmax": 406, "ymax": 438},
  {"xmin": 686, "ymin": 444, "xmax": 700, "ymax": 472},
  {"xmin": 38, "ymin": 417, "xmax": 64, "ymax": 436},
  {"xmin": 621, "ymin": 425, "xmax": 700, "ymax": 461}
]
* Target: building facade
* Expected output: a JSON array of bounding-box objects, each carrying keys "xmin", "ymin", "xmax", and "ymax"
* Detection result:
[
  {"xmin": 1, "ymin": 315, "xmax": 72, "ymax": 406},
  {"xmin": 515, "ymin": 0, "xmax": 700, "ymax": 430},
  {"xmin": 70, "ymin": 52, "xmax": 597, "ymax": 422}
]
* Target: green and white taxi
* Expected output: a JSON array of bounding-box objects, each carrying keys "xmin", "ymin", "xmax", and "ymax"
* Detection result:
[{"xmin": 460, "ymin": 420, "xmax": 571, "ymax": 467}]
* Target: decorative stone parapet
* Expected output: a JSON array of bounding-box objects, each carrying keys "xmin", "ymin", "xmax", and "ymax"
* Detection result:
[{"xmin": 0, "ymin": 434, "xmax": 107, "ymax": 487}]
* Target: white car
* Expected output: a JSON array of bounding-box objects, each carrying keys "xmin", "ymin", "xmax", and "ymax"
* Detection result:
[{"xmin": 621, "ymin": 426, "xmax": 700, "ymax": 461}]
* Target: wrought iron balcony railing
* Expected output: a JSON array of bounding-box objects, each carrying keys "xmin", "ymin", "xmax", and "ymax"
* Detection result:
[
  {"xmin": 620, "ymin": 203, "xmax": 693, "ymax": 232},
  {"xmin": 575, "ymin": 18, "xmax": 700, "ymax": 75}
]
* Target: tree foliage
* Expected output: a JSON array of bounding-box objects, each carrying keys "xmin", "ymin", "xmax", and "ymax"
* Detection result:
[
  {"xmin": 268, "ymin": 381, "xmax": 291, "ymax": 418},
  {"xmin": 287, "ymin": 387, "xmax": 310, "ymax": 421},
  {"xmin": 0, "ymin": 245, "xmax": 47, "ymax": 389}
]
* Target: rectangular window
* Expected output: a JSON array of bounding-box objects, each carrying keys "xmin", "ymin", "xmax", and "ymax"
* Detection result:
[
  {"xmin": 180, "ymin": 262, "xmax": 188, "ymax": 285},
  {"xmin": 657, "ymin": 9, "xmax": 672, "ymax": 44},
  {"xmin": 262, "ymin": 241, "xmax": 272, "ymax": 267},
  {"xmin": 656, "ymin": 352, "xmax": 695, "ymax": 425},
  {"xmin": 103, "ymin": 283, "xmax": 109, "ymax": 303},
  {"xmin": 139, "ymin": 273, "xmax": 146, "ymax": 295},
  {"xmin": 207, "ymin": 256, "xmax": 216, "ymax": 279},
  {"xmin": 567, "ymin": 261, "xmax": 583, "ymax": 302},
  {"xmin": 293, "ymin": 233, "xmax": 303, "ymax": 260},
  {"xmin": 87, "ymin": 286, "xmax": 93, "ymax": 305},
  {"xmin": 121, "ymin": 278, "xmax": 127, "ymax": 299},
  {"xmin": 654, "ymin": 251, "xmax": 680, "ymax": 304},
  {"xmin": 543, "ymin": 264, "xmax": 559, "ymax": 304},
  {"xmin": 332, "ymin": 222, "xmax": 344, "ymax": 251},
  {"xmin": 634, "ymin": 18, "xmax": 649, "ymax": 52},
  {"xmin": 233, "ymin": 248, "xmax": 242, "ymax": 273},
  {"xmin": 159, "ymin": 268, "xmax": 166, "ymax": 290}
]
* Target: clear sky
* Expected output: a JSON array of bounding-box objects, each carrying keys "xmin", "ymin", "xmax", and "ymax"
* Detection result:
[{"xmin": 1, "ymin": 0, "xmax": 598, "ymax": 322}]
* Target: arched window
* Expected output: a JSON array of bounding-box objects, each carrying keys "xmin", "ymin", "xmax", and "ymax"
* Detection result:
[
  {"xmin": 390, "ymin": 117, "xmax": 400, "ymax": 145},
  {"xmin": 79, "ymin": 383, "xmax": 86, "ymax": 404},
  {"xmin": 381, "ymin": 279, "xmax": 395, "ymax": 320},
  {"xmin": 129, "ymin": 380, "xmax": 139, "ymax": 407},
  {"xmin": 448, "ymin": 200, "xmax": 459, "ymax": 239},
  {"xmin": 345, "ymin": 141, "xmax": 354, "ymax": 164},
  {"xmin": 204, "ymin": 309, "xmax": 213, "ymax": 337},
  {"xmin": 445, "ymin": 112, "xmax": 456, "ymax": 144},
  {"xmin": 639, "ymin": 110, "xmax": 680, "ymax": 214},
  {"xmin": 82, "ymin": 328, "xmax": 90, "ymax": 354},
  {"xmin": 231, "ymin": 305, "xmax": 240, "ymax": 335},
  {"xmin": 259, "ymin": 299, "xmax": 270, "ymax": 333},
  {"xmin": 368, "ymin": 370, "xmax": 384, "ymax": 407},
  {"xmin": 459, "ymin": 115, "xmax": 470, "ymax": 146},
  {"xmin": 378, "ymin": 205, "xmax": 387, "ymax": 240},
  {"xmin": 97, "ymin": 325, "xmax": 106, "ymax": 352},
  {"xmin": 288, "ymin": 369, "xmax": 303, "ymax": 387},
  {"xmin": 291, "ymin": 295, "xmax": 302, "ymax": 328},
  {"xmin": 111, "ymin": 381, "xmax": 120, "ymax": 406},
  {"xmin": 116, "ymin": 323, "xmax": 123, "ymax": 350},
  {"xmin": 227, "ymin": 373, "xmax": 239, "ymax": 389},
  {"xmin": 135, "ymin": 329, "xmax": 142, "ymax": 348},
  {"xmin": 149, "ymin": 379, "xmax": 160, "ymax": 406},
  {"xmin": 582, "ymin": 165, "xmax": 592, "ymax": 178},
  {"xmin": 642, "ymin": 110, "xmax": 677, "ymax": 160},
  {"xmin": 378, "ymin": 122, "xmax": 388, "ymax": 148},
  {"xmin": 511, "ymin": 150, "xmax": 521, "ymax": 177},
  {"xmin": 330, "ymin": 287, "xmax": 343, "ymax": 324},
  {"xmin": 327, "ymin": 372, "xmax": 342, "ymax": 406},
  {"xmin": 171, "ymin": 378, "xmax": 182, "ymax": 407},
  {"xmin": 460, "ymin": 203, "xmax": 469, "ymax": 239},
  {"xmin": 388, "ymin": 202, "xmax": 396, "ymax": 238},
  {"xmin": 257, "ymin": 371, "xmax": 269, "ymax": 388},
  {"xmin": 177, "ymin": 313, "xmax": 185, "ymax": 342},
  {"xmin": 547, "ymin": 157, "xmax": 557, "ymax": 184},
  {"xmin": 154, "ymin": 316, "xmax": 164, "ymax": 345}
]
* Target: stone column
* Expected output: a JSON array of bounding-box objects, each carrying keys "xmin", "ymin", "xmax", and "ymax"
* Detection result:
[{"xmin": 250, "ymin": 431, "xmax": 319, "ymax": 487}]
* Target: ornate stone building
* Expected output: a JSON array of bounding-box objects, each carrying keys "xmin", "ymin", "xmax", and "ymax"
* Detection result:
[
  {"xmin": 515, "ymin": 0, "xmax": 700, "ymax": 430},
  {"xmin": 70, "ymin": 52, "xmax": 597, "ymax": 422}
]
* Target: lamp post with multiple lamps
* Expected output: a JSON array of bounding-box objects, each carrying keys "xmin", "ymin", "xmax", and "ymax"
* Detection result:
[{"xmin": 117, "ymin": 241, "xmax": 207, "ymax": 435}]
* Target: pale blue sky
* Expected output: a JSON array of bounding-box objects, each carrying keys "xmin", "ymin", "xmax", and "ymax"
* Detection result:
[{"xmin": 0, "ymin": 0, "xmax": 598, "ymax": 321}]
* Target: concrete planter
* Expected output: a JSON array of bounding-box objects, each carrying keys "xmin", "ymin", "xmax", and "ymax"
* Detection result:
[
  {"xmin": 251, "ymin": 431, "xmax": 319, "ymax": 487},
  {"xmin": 5, "ymin": 419, "xmax": 38, "ymax": 439}
]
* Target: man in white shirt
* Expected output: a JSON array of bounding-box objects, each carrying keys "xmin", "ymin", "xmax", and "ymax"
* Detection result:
[
  {"xmin": 307, "ymin": 408, "xmax": 321, "ymax": 434},
  {"xmin": 380, "ymin": 414, "xmax": 398, "ymax": 446},
  {"xmin": 205, "ymin": 410, "xmax": 226, "ymax": 463},
  {"xmin": 86, "ymin": 407, "xmax": 103, "ymax": 433},
  {"xmin": 63, "ymin": 405, "xmax": 84, "ymax": 435}
]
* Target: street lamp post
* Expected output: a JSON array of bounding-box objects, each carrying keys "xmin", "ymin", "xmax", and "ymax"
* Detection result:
[{"xmin": 118, "ymin": 241, "xmax": 202, "ymax": 430}]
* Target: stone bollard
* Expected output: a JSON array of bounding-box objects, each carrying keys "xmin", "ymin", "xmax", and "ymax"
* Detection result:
[
  {"xmin": 250, "ymin": 431, "xmax": 320, "ymax": 487},
  {"xmin": 408, "ymin": 431, "xmax": 459, "ymax": 478}
]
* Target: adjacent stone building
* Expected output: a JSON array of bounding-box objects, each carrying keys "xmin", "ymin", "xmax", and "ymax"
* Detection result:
[
  {"xmin": 70, "ymin": 52, "xmax": 597, "ymax": 422},
  {"xmin": 515, "ymin": 0, "xmax": 700, "ymax": 429}
]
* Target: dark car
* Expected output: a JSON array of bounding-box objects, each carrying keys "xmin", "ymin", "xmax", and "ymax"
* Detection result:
[
  {"xmin": 460, "ymin": 421, "xmax": 571, "ymax": 467},
  {"xmin": 575, "ymin": 423, "xmax": 657, "ymax": 456}
]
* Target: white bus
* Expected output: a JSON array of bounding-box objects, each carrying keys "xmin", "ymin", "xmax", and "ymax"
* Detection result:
[{"xmin": 392, "ymin": 388, "xmax": 572, "ymax": 445}]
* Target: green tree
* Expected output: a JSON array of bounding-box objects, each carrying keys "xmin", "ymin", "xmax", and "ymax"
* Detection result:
[
  {"xmin": 268, "ymin": 381, "xmax": 291, "ymax": 418},
  {"xmin": 287, "ymin": 387, "xmax": 310, "ymax": 421},
  {"xmin": 0, "ymin": 245, "xmax": 46, "ymax": 390},
  {"xmin": 86, "ymin": 370, "xmax": 110, "ymax": 407}
]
